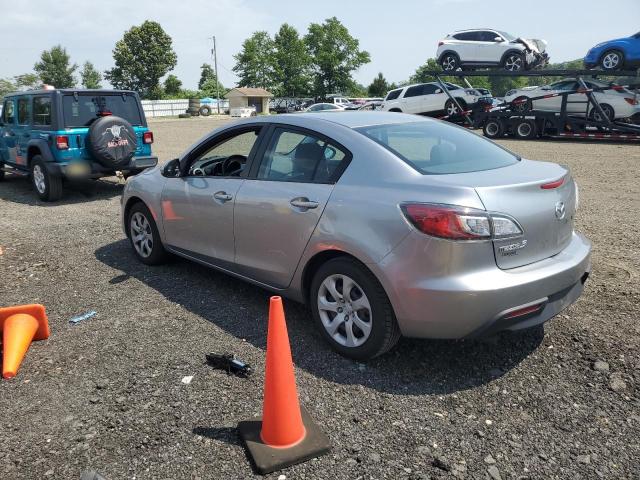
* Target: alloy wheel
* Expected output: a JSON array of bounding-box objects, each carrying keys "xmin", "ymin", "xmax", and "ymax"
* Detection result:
[
  {"xmin": 504, "ymin": 55, "xmax": 523, "ymax": 71},
  {"xmin": 602, "ymin": 52, "xmax": 620, "ymax": 70},
  {"xmin": 442, "ymin": 56, "xmax": 457, "ymax": 71},
  {"xmin": 317, "ymin": 274, "xmax": 372, "ymax": 348},
  {"xmin": 32, "ymin": 164, "xmax": 46, "ymax": 194},
  {"xmin": 130, "ymin": 212, "xmax": 154, "ymax": 258}
]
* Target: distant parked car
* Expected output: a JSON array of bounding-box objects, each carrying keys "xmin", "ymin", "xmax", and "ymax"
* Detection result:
[
  {"xmin": 584, "ymin": 32, "xmax": 640, "ymax": 70},
  {"xmin": 121, "ymin": 112, "xmax": 591, "ymax": 360},
  {"xmin": 0, "ymin": 88, "xmax": 156, "ymax": 201},
  {"xmin": 503, "ymin": 78, "xmax": 640, "ymax": 121},
  {"xmin": 437, "ymin": 29, "xmax": 548, "ymax": 71},
  {"xmin": 305, "ymin": 103, "xmax": 345, "ymax": 112},
  {"xmin": 380, "ymin": 82, "xmax": 488, "ymax": 116}
]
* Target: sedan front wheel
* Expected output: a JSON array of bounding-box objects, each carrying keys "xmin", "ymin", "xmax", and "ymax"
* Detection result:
[
  {"xmin": 127, "ymin": 202, "xmax": 168, "ymax": 265},
  {"xmin": 310, "ymin": 257, "xmax": 400, "ymax": 360}
]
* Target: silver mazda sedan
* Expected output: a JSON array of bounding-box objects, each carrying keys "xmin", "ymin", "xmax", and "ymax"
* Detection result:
[{"xmin": 121, "ymin": 112, "xmax": 591, "ymax": 360}]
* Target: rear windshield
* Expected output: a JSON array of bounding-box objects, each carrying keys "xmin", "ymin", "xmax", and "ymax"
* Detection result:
[
  {"xmin": 62, "ymin": 94, "xmax": 143, "ymax": 127},
  {"xmin": 356, "ymin": 121, "xmax": 519, "ymax": 174},
  {"xmin": 385, "ymin": 89, "xmax": 403, "ymax": 101}
]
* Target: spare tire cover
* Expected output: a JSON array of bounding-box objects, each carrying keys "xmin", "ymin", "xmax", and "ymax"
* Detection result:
[{"xmin": 87, "ymin": 115, "xmax": 138, "ymax": 168}]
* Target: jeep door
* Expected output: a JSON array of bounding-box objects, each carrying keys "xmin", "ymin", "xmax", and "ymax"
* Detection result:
[
  {"xmin": 160, "ymin": 125, "xmax": 265, "ymax": 268},
  {"xmin": 233, "ymin": 125, "xmax": 350, "ymax": 288},
  {"xmin": 12, "ymin": 96, "xmax": 31, "ymax": 168},
  {"xmin": 0, "ymin": 98, "xmax": 17, "ymax": 164}
]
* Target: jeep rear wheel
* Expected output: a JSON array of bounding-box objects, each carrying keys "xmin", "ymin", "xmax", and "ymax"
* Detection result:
[{"xmin": 30, "ymin": 156, "xmax": 62, "ymax": 201}]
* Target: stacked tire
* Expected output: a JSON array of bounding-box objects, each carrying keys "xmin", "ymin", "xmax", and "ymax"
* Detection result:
[{"xmin": 187, "ymin": 98, "xmax": 200, "ymax": 117}]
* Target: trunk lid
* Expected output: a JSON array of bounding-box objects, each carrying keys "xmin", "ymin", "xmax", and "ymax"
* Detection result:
[{"xmin": 434, "ymin": 159, "xmax": 576, "ymax": 269}]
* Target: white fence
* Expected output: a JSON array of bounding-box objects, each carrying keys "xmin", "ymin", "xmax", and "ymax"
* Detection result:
[{"xmin": 141, "ymin": 99, "xmax": 189, "ymax": 118}]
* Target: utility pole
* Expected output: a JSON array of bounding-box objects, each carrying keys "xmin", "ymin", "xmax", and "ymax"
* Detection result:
[{"xmin": 210, "ymin": 36, "xmax": 221, "ymax": 115}]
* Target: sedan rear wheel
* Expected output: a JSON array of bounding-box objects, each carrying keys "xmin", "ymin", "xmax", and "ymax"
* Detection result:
[
  {"xmin": 310, "ymin": 257, "xmax": 400, "ymax": 360},
  {"xmin": 127, "ymin": 202, "xmax": 168, "ymax": 265}
]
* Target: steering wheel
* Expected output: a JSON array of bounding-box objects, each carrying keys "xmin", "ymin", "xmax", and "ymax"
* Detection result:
[{"xmin": 222, "ymin": 154, "xmax": 246, "ymax": 176}]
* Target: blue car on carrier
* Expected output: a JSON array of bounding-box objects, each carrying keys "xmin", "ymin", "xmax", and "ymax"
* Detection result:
[
  {"xmin": 584, "ymin": 31, "xmax": 640, "ymax": 71},
  {"xmin": 0, "ymin": 88, "xmax": 157, "ymax": 201}
]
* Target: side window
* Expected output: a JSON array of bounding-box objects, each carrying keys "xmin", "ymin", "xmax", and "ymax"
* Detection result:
[
  {"xmin": 453, "ymin": 31, "xmax": 478, "ymax": 41},
  {"xmin": 422, "ymin": 84, "xmax": 439, "ymax": 95},
  {"xmin": 553, "ymin": 81, "xmax": 578, "ymax": 91},
  {"xmin": 257, "ymin": 128, "xmax": 348, "ymax": 184},
  {"xmin": 2, "ymin": 100, "xmax": 15, "ymax": 124},
  {"xmin": 33, "ymin": 97, "xmax": 52, "ymax": 126},
  {"xmin": 187, "ymin": 128, "xmax": 261, "ymax": 177},
  {"xmin": 479, "ymin": 31, "xmax": 500, "ymax": 42},
  {"xmin": 385, "ymin": 89, "xmax": 402, "ymax": 101},
  {"xmin": 17, "ymin": 98, "xmax": 30, "ymax": 125},
  {"xmin": 404, "ymin": 85, "xmax": 425, "ymax": 98}
]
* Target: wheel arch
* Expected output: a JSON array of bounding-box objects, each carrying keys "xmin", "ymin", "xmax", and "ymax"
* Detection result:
[
  {"xmin": 123, "ymin": 195, "xmax": 147, "ymax": 238},
  {"xmin": 599, "ymin": 48, "xmax": 625, "ymax": 65},
  {"xmin": 26, "ymin": 139, "xmax": 55, "ymax": 167},
  {"xmin": 437, "ymin": 50, "xmax": 459, "ymax": 64}
]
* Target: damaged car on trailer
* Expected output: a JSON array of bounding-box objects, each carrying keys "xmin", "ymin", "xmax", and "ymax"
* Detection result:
[{"xmin": 437, "ymin": 29, "xmax": 549, "ymax": 71}]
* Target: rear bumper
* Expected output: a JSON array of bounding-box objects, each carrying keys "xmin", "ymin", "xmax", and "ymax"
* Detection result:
[
  {"xmin": 46, "ymin": 156, "xmax": 158, "ymax": 178},
  {"xmin": 373, "ymin": 231, "xmax": 591, "ymax": 339}
]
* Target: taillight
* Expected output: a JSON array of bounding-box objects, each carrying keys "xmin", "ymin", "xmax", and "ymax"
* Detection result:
[
  {"xmin": 401, "ymin": 203, "xmax": 523, "ymax": 240},
  {"xmin": 55, "ymin": 135, "xmax": 69, "ymax": 150},
  {"xmin": 624, "ymin": 97, "xmax": 638, "ymax": 105},
  {"xmin": 540, "ymin": 177, "xmax": 564, "ymax": 189},
  {"xmin": 401, "ymin": 204, "xmax": 491, "ymax": 240},
  {"xmin": 438, "ymin": 41, "xmax": 444, "ymax": 47},
  {"xmin": 143, "ymin": 131, "xmax": 154, "ymax": 144}
]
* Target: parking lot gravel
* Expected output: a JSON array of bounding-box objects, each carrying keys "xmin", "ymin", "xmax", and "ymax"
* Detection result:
[{"xmin": 1, "ymin": 116, "xmax": 639, "ymax": 480}]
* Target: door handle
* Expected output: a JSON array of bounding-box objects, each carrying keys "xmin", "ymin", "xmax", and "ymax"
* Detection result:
[
  {"xmin": 213, "ymin": 191, "xmax": 233, "ymax": 202},
  {"xmin": 290, "ymin": 197, "xmax": 319, "ymax": 210}
]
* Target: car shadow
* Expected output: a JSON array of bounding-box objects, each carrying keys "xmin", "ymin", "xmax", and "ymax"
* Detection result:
[
  {"xmin": 0, "ymin": 172, "xmax": 124, "ymax": 206},
  {"xmin": 95, "ymin": 239, "xmax": 544, "ymax": 396}
]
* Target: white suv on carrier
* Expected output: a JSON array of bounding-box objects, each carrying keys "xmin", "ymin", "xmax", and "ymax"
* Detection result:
[
  {"xmin": 380, "ymin": 82, "xmax": 487, "ymax": 117},
  {"xmin": 436, "ymin": 29, "xmax": 548, "ymax": 72}
]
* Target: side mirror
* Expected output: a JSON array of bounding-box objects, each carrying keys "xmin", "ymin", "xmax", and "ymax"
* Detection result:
[
  {"xmin": 494, "ymin": 36, "xmax": 503, "ymax": 42},
  {"xmin": 162, "ymin": 158, "xmax": 181, "ymax": 178},
  {"xmin": 435, "ymin": 88, "xmax": 442, "ymax": 94}
]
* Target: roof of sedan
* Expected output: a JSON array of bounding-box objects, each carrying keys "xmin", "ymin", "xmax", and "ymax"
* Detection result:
[{"xmin": 270, "ymin": 111, "xmax": 431, "ymax": 129}]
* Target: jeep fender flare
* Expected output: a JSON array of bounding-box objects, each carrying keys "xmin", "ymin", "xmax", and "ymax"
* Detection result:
[
  {"xmin": 500, "ymin": 49, "xmax": 526, "ymax": 65},
  {"xmin": 26, "ymin": 139, "xmax": 55, "ymax": 165}
]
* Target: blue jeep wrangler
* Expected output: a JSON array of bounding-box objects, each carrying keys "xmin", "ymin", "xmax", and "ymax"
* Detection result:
[{"xmin": 0, "ymin": 88, "xmax": 157, "ymax": 201}]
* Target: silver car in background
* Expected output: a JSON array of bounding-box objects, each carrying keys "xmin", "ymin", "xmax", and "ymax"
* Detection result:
[{"xmin": 121, "ymin": 112, "xmax": 591, "ymax": 360}]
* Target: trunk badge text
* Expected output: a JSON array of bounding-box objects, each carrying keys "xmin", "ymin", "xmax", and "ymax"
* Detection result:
[
  {"xmin": 555, "ymin": 201, "xmax": 566, "ymax": 220},
  {"xmin": 499, "ymin": 239, "xmax": 528, "ymax": 256}
]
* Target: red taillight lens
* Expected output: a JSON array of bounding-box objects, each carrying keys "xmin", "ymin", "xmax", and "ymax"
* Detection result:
[
  {"xmin": 55, "ymin": 135, "xmax": 69, "ymax": 150},
  {"xmin": 438, "ymin": 41, "xmax": 444, "ymax": 47},
  {"xmin": 401, "ymin": 203, "xmax": 491, "ymax": 240},
  {"xmin": 540, "ymin": 177, "xmax": 564, "ymax": 189},
  {"xmin": 624, "ymin": 97, "xmax": 638, "ymax": 106},
  {"xmin": 143, "ymin": 131, "xmax": 154, "ymax": 144}
]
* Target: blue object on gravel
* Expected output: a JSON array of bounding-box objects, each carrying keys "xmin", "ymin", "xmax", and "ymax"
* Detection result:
[{"xmin": 69, "ymin": 311, "xmax": 97, "ymax": 325}]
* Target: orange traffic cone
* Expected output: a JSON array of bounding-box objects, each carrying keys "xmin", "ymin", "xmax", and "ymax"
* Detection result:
[
  {"xmin": 238, "ymin": 296, "xmax": 331, "ymax": 474},
  {"xmin": 0, "ymin": 304, "xmax": 49, "ymax": 379}
]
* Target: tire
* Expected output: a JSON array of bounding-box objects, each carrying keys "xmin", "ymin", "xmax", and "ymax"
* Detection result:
[
  {"xmin": 199, "ymin": 105, "xmax": 212, "ymax": 116},
  {"xmin": 483, "ymin": 119, "xmax": 505, "ymax": 139},
  {"xmin": 513, "ymin": 119, "xmax": 537, "ymax": 139},
  {"xmin": 511, "ymin": 96, "xmax": 531, "ymax": 113},
  {"xmin": 178, "ymin": 113, "xmax": 191, "ymax": 119},
  {"xmin": 440, "ymin": 53, "xmax": 460, "ymax": 71},
  {"xmin": 30, "ymin": 155, "xmax": 62, "ymax": 201},
  {"xmin": 600, "ymin": 50, "xmax": 623, "ymax": 71},
  {"xmin": 444, "ymin": 99, "xmax": 466, "ymax": 117},
  {"xmin": 503, "ymin": 52, "xmax": 524, "ymax": 71},
  {"xmin": 0, "ymin": 162, "xmax": 5, "ymax": 182},
  {"xmin": 589, "ymin": 103, "xmax": 614, "ymax": 123},
  {"xmin": 310, "ymin": 257, "xmax": 400, "ymax": 360},
  {"xmin": 127, "ymin": 202, "xmax": 168, "ymax": 265},
  {"xmin": 87, "ymin": 115, "xmax": 137, "ymax": 169}
]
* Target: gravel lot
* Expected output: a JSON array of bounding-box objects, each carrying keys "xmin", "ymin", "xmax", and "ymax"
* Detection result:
[{"xmin": 1, "ymin": 116, "xmax": 639, "ymax": 480}]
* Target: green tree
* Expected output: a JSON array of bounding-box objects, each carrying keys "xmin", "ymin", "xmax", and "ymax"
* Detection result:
[
  {"xmin": 272, "ymin": 24, "xmax": 311, "ymax": 97},
  {"xmin": 105, "ymin": 21, "xmax": 177, "ymax": 98},
  {"xmin": 304, "ymin": 17, "xmax": 370, "ymax": 97},
  {"xmin": 14, "ymin": 73, "xmax": 40, "ymax": 90},
  {"xmin": 367, "ymin": 72, "xmax": 389, "ymax": 97},
  {"xmin": 163, "ymin": 74, "xmax": 182, "ymax": 96},
  {"xmin": 233, "ymin": 31, "xmax": 275, "ymax": 90},
  {"xmin": 348, "ymin": 83, "xmax": 367, "ymax": 97},
  {"xmin": 198, "ymin": 63, "xmax": 225, "ymax": 97},
  {"xmin": 0, "ymin": 78, "xmax": 16, "ymax": 100},
  {"xmin": 80, "ymin": 61, "xmax": 102, "ymax": 89},
  {"xmin": 34, "ymin": 45, "xmax": 77, "ymax": 88}
]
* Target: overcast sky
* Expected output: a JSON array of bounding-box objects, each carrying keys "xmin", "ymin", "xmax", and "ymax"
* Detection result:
[{"xmin": 1, "ymin": 0, "xmax": 638, "ymax": 89}]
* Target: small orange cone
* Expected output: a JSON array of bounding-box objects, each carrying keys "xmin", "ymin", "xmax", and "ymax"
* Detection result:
[
  {"xmin": 0, "ymin": 304, "xmax": 49, "ymax": 379},
  {"xmin": 238, "ymin": 297, "xmax": 330, "ymax": 474}
]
